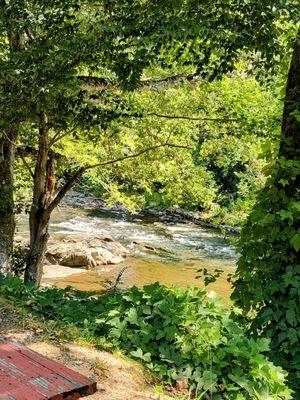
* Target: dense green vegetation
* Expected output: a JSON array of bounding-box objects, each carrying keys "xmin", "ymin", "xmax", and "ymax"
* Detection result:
[
  {"xmin": 1, "ymin": 0, "xmax": 297, "ymax": 285},
  {"xmin": 0, "ymin": 275, "xmax": 292, "ymax": 400},
  {"xmin": 71, "ymin": 73, "xmax": 281, "ymax": 225},
  {"xmin": 15, "ymin": 72, "xmax": 281, "ymax": 226},
  {"xmin": 0, "ymin": 1, "xmax": 299, "ymax": 399},
  {"xmin": 232, "ymin": 35, "xmax": 300, "ymax": 393}
]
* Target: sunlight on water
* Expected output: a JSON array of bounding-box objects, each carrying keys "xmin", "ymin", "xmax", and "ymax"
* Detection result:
[{"xmin": 37, "ymin": 207, "xmax": 238, "ymax": 299}]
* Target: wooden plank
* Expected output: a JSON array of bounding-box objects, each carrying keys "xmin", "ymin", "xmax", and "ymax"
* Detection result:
[
  {"xmin": 0, "ymin": 337, "xmax": 97, "ymax": 400},
  {"xmin": 0, "ymin": 342, "xmax": 71, "ymax": 395},
  {"xmin": 0, "ymin": 369, "xmax": 45, "ymax": 400}
]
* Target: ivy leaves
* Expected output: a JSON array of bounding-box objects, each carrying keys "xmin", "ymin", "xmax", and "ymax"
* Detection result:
[
  {"xmin": 231, "ymin": 31, "xmax": 300, "ymax": 394},
  {"xmin": 0, "ymin": 277, "xmax": 292, "ymax": 399},
  {"xmin": 290, "ymin": 233, "xmax": 300, "ymax": 251}
]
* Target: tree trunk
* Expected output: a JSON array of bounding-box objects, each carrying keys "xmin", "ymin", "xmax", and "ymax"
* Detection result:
[
  {"xmin": 0, "ymin": 130, "xmax": 17, "ymax": 275},
  {"xmin": 24, "ymin": 209, "xmax": 50, "ymax": 285},
  {"xmin": 0, "ymin": 4, "xmax": 25, "ymax": 275},
  {"xmin": 23, "ymin": 119, "xmax": 84, "ymax": 285},
  {"xmin": 231, "ymin": 30, "xmax": 300, "ymax": 393},
  {"xmin": 23, "ymin": 113, "xmax": 49, "ymax": 285},
  {"xmin": 281, "ymin": 30, "xmax": 300, "ymax": 159}
]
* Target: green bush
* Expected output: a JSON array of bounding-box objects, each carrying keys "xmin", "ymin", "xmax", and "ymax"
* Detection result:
[
  {"xmin": 231, "ymin": 157, "xmax": 300, "ymax": 395},
  {"xmin": 0, "ymin": 276, "xmax": 292, "ymax": 399}
]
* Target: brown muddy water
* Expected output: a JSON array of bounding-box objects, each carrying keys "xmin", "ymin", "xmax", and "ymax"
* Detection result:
[{"xmin": 17, "ymin": 207, "xmax": 237, "ymax": 300}]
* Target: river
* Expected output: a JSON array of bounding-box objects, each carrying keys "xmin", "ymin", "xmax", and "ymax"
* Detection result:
[{"xmin": 19, "ymin": 207, "xmax": 238, "ymax": 299}]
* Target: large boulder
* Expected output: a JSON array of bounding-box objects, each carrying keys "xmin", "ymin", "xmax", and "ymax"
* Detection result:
[
  {"xmin": 46, "ymin": 233, "xmax": 129, "ymax": 268},
  {"xmin": 14, "ymin": 232, "xmax": 129, "ymax": 270},
  {"xmin": 46, "ymin": 243, "xmax": 97, "ymax": 268}
]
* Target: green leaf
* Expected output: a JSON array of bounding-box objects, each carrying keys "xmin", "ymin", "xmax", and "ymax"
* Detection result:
[{"xmin": 290, "ymin": 233, "xmax": 300, "ymax": 251}]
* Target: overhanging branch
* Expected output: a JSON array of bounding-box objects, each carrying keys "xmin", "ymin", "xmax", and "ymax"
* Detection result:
[
  {"xmin": 145, "ymin": 113, "xmax": 235, "ymax": 122},
  {"xmin": 48, "ymin": 167, "xmax": 85, "ymax": 212},
  {"xmin": 20, "ymin": 154, "xmax": 34, "ymax": 179},
  {"xmin": 84, "ymin": 143, "xmax": 192, "ymax": 170},
  {"xmin": 49, "ymin": 132, "xmax": 72, "ymax": 147}
]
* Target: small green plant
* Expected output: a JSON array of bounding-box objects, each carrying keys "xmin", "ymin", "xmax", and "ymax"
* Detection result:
[
  {"xmin": 10, "ymin": 245, "xmax": 28, "ymax": 276},
  {"xmin": 90, "ymin": 359, "xmax": 109, "ymax": 377},
  {"xmin": 195, "ymin": 268, "xmax": 224, "ymax": 286},
  {"xmin": 101, "ymin": 266, "xmax": 129, "ymax": 293},
  {"xmin": 0, "ymin": 275, "xmax": 292, "ymax": 399}
]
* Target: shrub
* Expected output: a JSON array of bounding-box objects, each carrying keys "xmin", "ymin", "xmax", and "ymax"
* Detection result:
[{"xmin": 0, "ymin": 276, "xmax": 292, "ymax": 399}]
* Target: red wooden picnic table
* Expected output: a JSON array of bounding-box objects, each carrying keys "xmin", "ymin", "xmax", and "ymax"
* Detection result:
[{"xmin": 0, "ymin": 337, "xmax": 97, "ymax": 400}]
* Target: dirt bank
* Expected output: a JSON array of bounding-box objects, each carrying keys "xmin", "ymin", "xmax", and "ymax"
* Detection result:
[{"xmin": 0, "ymin": 302, "xmax": 178, "ymax": 400}]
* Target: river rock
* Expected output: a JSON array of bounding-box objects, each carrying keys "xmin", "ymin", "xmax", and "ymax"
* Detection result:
[
  {"xmin": 132, "ymin": 241, "xmax": 173, "ymax": 256},
  {"xmin": 43, "ymin": 264, "xmax": 86, "ymax": 279},
  {"xmin": 46, "ymin": 233, "xmax": 129, "ymax": 268},
  {"xmin": 90, "ymin": 247, "xmax": 123, "ymax": 265},
  {"xmin": 14, "ymin": 235, "xmax": 27, "ymax": 244},
  {"xmin": 14, "ymin": 232, "xmax": 129, "ymax": 270},
  {"xmin": 66, "ymin": 233, "xmax": 129, "ymax": 255},
  {"xmin": 61, "ymin": 190, "xmax": 105, "ymax": 209},
  {"xmin": 46, "ymin": 243, "xmax": 97, "ymax": 268}
]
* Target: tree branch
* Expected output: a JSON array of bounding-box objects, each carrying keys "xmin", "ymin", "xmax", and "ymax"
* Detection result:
[
  {"xmin": 146, "ymin": 113, "xmax": 236, "ymax": 122},
  {"xmin": 49, "ymin": 131, "xmax": 71, "ymax": 147},
  {"xmin": 2, "ymin": 73, "xmax": 195, "ymax": 92},
  {"xmin": 79, "ymin": 106, "xmax": 236, "ymax": 124},
  {"xmin": 20, "ymin": 154, "xmax": 34, "ymax": 180},
  {"xmin": 48, "ymin": 167, "xmax": 85, "ymax": 212},
  {"xmin": 84, "ymin": 143, "xmax": 192, "ymax": 170},
  {"xmin": 77, "ymin": 72, "xmax": 199, "ymax": 90},
  {"xmin": 48, "ymin": 131, "xmax": 63, "ymax": 147},
  {"xmin": 140, "ymin": 73, "xmax": 199, "ymax": 87}
]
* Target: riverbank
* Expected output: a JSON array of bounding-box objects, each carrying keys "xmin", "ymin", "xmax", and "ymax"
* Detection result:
[
  {"xmin": 45, "ymin": 256, "xmax": 233, "ymax": 301},
  {"xmin": 0, "ymin": 299, "xmax": 175, "ymax": 400},
  {"xmin": 0, "ymin": 276, "xmax": 291, "ymax": 400},
  {"xmin": 62, "ymin": 190, "xmax": 241, "ymax": 235}
]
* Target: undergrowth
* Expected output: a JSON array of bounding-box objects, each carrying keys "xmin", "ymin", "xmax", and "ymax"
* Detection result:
[{"xmin": 0, "ymin": 275, "xmax": 293, "ymax": 400}]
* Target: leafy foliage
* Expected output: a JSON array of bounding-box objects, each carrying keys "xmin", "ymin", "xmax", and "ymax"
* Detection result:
[
  {"xmin": 231, "ymin": 149, "xmax": 300, "ymax": 394},
  {"xmin": 231, "ymin": 33, "xmax": 300, "ymax": 395},
  {"xmin": 0, "ymin": 276, "xmax": 292, "ymax": 399},
  {"xmin": 0, "ymin": 0, "xmax": 299, "ymax": 394},
  {"xmin": 196, "ymin": 268, "xmax": 224, "ymax": 286},
  {"xmin": 49, "ymin": 74, "xmax": 280, "ymax": 224}
]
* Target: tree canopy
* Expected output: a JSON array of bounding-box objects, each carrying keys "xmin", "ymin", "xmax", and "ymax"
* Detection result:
[{"xmin": 0, "ymin": 0, "xmax": 299, "ymax": 396}]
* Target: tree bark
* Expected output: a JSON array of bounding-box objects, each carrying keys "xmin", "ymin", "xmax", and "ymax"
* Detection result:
[
  {"xmin": 231, "ymin": 30, "xmax": 300, "ymax": 393},
  {"xmin": 24, "ymin": 209, "xmax": 51, "ymax": 285},
  {"xmin": 0, "ymin": 130, "xmax": 17, "ymax": 275},
  {"xmin": 23, "ymin": 167, "xmax": 84, "ymax": 285},
  {"xmin": 24, "ymin": 114, "xmax": 50, "ymax": 285},
  {"xmin": 0, "ymin": 2, "xmax": 25, "ymax": 275},
  {"xmin": 281, "ymin": 30, "xmax": 300, "ymax": 159},
  {"xmin": 24, "ymin": 118, "xmax": 84, "ymax": 285}
]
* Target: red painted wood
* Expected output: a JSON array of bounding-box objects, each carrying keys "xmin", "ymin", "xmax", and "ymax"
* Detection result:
[
  {"xmin": 0, "ymin": 370, "xmax": 43, "ymax": 400},
  {"xmin": 0, "ymin": 342, "xmax": 72, "ymax": 396},
  {"xmin": 0, "ymin": 337, "xmax": 97, "ymax": 400}
]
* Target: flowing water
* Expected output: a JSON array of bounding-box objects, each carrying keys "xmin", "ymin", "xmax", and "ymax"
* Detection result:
[{"xmin": 17, "ymin": 207, "xmax": 238, "ymax": 299}]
